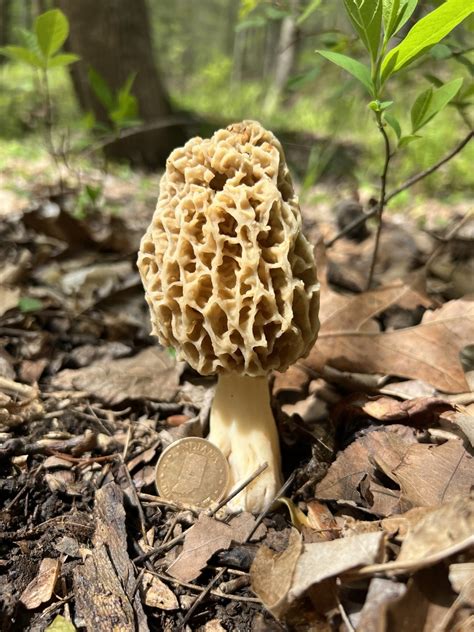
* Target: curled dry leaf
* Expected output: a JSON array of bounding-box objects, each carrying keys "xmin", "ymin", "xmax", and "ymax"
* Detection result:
[
  {"xmin": 20, "ymin": 557, "xmax": 61, "ymax": 610},
  {"xmin": 251, "ymin": 530, "xmax": 385, "ymax": 619},
  {"xmin": 306, "ymin": 296, "xmax": 474, "ymax": 393},
  {"xmin": 449, "ymin": 564, "xmax": 474, "ymax": 606},
  {"xmin": 0, "ymin": 377, "xmax": 43, "ymax": 427},
  {"xmin": 52, "ymin": 347, "xmax": 179, "ymax": 405},
  {"xmin": 142, "ymin": 572, "xmax": 179, "ymax": 610}
]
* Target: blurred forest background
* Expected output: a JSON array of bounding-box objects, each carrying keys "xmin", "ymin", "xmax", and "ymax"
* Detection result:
[{"xmin": 0, "ymin": 0, "xmax": 472, "ymax": 205}]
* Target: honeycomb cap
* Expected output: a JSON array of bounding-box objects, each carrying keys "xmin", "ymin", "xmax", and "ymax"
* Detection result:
[{"xmin": 137, "ymin": 120, "xmax": 320, "ymax": 376}]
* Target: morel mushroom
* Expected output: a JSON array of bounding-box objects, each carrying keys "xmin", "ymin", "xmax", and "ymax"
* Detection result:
[{"xmin": 138, "ymin": 121, "xmax": 320, "ymax": 512}]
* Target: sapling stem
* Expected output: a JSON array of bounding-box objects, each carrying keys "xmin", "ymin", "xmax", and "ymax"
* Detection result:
[{"xmin": 366, "ymin": 111, "xmax": 392, "ymax": 290}]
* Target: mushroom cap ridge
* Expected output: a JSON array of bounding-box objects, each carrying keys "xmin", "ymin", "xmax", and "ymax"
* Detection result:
[{"xmin": 137, "ymin": 120, "xmax": 320, "ymax": 376}]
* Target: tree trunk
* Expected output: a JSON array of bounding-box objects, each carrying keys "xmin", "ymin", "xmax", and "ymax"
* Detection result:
[
  {"xmin": 263, "ymin": 0, "xmax": 300, "ymax": 114},
  {"xmin": 0, "ymin": 0, "xmax": 12, "ymax": 57},
  {"xmin": 57, "ymin": 0, "xmax": 186, "ymax": 168}
]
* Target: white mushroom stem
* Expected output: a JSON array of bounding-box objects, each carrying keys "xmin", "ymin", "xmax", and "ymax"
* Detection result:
[{"xmin": 208, "ymin": 374, "xmax": 283, "ymax": 513}]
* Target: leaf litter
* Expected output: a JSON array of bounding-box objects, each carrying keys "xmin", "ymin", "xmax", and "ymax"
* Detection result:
[{"xmin": 0, "ymin": 170, "xmax": 473, "ymax": 631}]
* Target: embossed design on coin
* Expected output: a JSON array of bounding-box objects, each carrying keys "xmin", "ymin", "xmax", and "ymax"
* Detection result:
[{"xmin": 156, "ymin": 438, "xmax": 229, "ymax": 507}]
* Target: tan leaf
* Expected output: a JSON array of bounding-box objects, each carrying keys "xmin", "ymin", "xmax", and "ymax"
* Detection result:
[
  {"xmin": 393, "ymin": 440, "xmax": 473, "ymax": 508},
  {"xmin": 0, "ymin": 285, "xmax": 20, "ymax": 317},
  {"xmin": 51, "ymin": 347, "xmax": 179, "ymax": 405},
  {"xmin": 250, "ymin": 528, "xmax": 303, "ymax": 619},
  {"xmin": 355, "ymin": 496, "xmax": 474, "ymax": 577},
  {"xmin": 142, "ymin": 572, "xmax": 179, "ymax": 610},
  {"xmin": 20, "ymin": 558, "xmax": 60, "ymax": 609},
  {"xmin": 356, "ymin": 577, "xmax": 407, "ymax": 632},
  {"xmin": 305, "ymin": 297, "xmax": 473, "ymax": 393},
  {"xmin": 449, "ymin": 563, "xmax": 474, "ymax": 606},
  {"xmin": 288, "ymin": 531, "xmax": 385, "ymax": 605}
]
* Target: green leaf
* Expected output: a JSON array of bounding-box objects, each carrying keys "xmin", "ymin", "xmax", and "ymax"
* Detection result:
[
  {"xmin": 18, "ymin": 297, "xmax": 43, "ymax": 313},
  {"xmin": 381, "ymin": 0, "xmax": 474, "ymax": 81},
  {"xmin": 45, "ymin": 615, "xmax": 77, "ymax": 632},
  {"xmin": 382, "ymin": 0, "xmax": 400, "ymax": 42},
  {"xmin": 298, "ymin": 0, "xmax": 323, "ymax": 25},
  {"xmin": 0, "ymin": 45, "xmax": 45, "ymax": 68},
  {"xmin": 119, "ymin": 72, "xmax": 136, "ymax": 98},
  {"xmin": 317, "ymin": 50, "xmax": 375, "ymax": 95},
  {"xmin": 48, "ymin": 53, "xmax": 80, "ymax": 68},
  {"xmin": 239, "ymin": 0, "xmax": 260, "ymax": 19},
  {"xmin": 391, "ymin": 0, "xmax": 418, "ymax": 36},
  {"xmin": 35, "ymin": 9, "xmax": 69, "ymax": 58},
  {"xmin": 384, "ymin": 112, "xmax": 402, "ymax": 138},
  {"xmin": 411, "ymin": 77, "xmax": 463, "ymax": 132},
  {"xmin": 369, "ymin": 99, "xmax": 393, "ymax": 111},
  {"xmin": 398, "ymin": 134, "xmax": 421, "ymax": 147},
  {"xmin": 343, "ymin": 0, "xmax": 382, "ymax": 63},
  {"xmin": 88, "ymin": 67, "xmax": 115, "ymax": 111},
  {"xmin": 287, "ymin": 67, "xmax": 320, "ymax": 91}
]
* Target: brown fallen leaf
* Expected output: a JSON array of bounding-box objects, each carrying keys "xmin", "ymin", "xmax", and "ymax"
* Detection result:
[
  {"xmin": 20, "ymin": 557, "xmax": 60, "ymax": 609},
  {"xmin": 440, "ymin": 410, "xmax": 474, "ymax": 447},
  {"xmin": 356, "ymin": 577, "xmax": 407, "ymax": 632},
  {"xmin": 250, "ymin": 528, "xmax": 303, "ymax": 619},
  {"xmin": 167, "ymin": 513, "xmax": 263, "ymax": 583},
  {"xmin": 354, "ymin": 496, "xmax": 474, "ymax": 578},
  {"xmin": 449, "ymin": 564, "xmax": 474, "ymax": 606},
  {"xmin": 51, "ymin": 347, "xmax": 179, "ymax": 405},
  {"xmin": 315, "ymin": 425, "xmax": 417, "ymax": 514},
  {"xmin": 0, "ymin": 377, "xmax": 43, "ymax": 427},
  {"xmin": 305, "ymin": 297, "xmax": 474, "ymax": 393},
  {"xmin": 142, "ymin": 572, "xmax": 179, "ymax": 610},
  {"xmin": 332, "ymin": 393, "xmax": 454, "ymax": 427},
  {"xmin": 393, "ymin": 440, "xmax": 473, "ymax": 508}
]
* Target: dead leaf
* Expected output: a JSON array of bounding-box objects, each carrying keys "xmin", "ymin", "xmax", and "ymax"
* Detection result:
[
  {"xmin": 315, "ymin": 426, "xmax": 417, "ymax": 514},
  {"xmin": 52, "ymin": 347, "xmax": 179, "ymax": 404},
  {"xmin": 288, "ymin": 531, "xmax": 384, "ymax": 611},
  {"xmin": 0, "ymin": 285, "xmax": 20, "ymax": 317},
  {"xmin": 393, "ymin": 440, "xmax": 473, "ymax": 508},
  {"xmin": 332, "ymin": 394, "xmax": 453, "ymax": 427},
  {"xmin": 250, "ymin": 528, "xmax": 303, "ymax": 619},
  {"xmin": 356, "ymin": 577, "xmax": 407, "ymax": 632},
  {"xmin": 306, "ymin": 297, "xmax": 474, "ymax": 393},
  {"xmin": 0, "ymin": 377, "xmax": 43, "ymax": 427},
  {"xmin": 142, "ymin": 572, "xmax": 179, "ymax": 610},
  {"xmin": 440, "ymin": 411, "xmax": 474, "ymax": 447},
  {"xmin": 355, "ymin": 496, "xmax": 474, "ymax": 577},
  {"xmin": 449, "ymin": 564, "xmax": 474, "ymax": 606},
  {"xmin": 197, "ymin": 620, "xmax": 227, "ymax": 632},
  {"xmin": 167, "ymin": 514, "xmax": 235, "ymax": 583},
  {"xmin": 20, "ymin": 557, "xmax": 60, "ymax": 609}
]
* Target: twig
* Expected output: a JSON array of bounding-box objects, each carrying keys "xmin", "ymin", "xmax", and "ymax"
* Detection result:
[
  {"xmin": 180, "ymin": 470, "xmax": 297, "ymax": 627},
  {"xmin": 366, "ymin": 113, "xmax": 392, "ymax": 289},
  {"xmin": 180, "ymin": 568, "xmax": 226, "ymax": 628},
  {"xmin": 208, "ymin": 462, "xmax": 269, "ymax": 517},
  {"xmin": 325, "ymin": 131, "xmax": 473, "ymax": 248},
  {"xmin": 247, "ymin": 470, "xmax": 297, "ymax": 541}
]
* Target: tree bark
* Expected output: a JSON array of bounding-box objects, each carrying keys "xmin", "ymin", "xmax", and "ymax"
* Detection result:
[
  {"xmin": 0, "ymin": 0, "xmax": 12, "ymax": 55},
  {"xmin": 57, "ymin": 0, "xmax": 186, "ymax": 167}
]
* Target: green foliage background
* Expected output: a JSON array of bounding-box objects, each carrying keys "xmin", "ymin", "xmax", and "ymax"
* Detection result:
[{"xmin": 0, "ymin": 0, "xmax": 472, "ymax": 198}]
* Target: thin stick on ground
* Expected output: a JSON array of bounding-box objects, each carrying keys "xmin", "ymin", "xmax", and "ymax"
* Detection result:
[
  {"xmin": 325, "ymin": 130, "xmax": 473, "ymax": 249},
  {"xmin": 180, "ymin": 470, "xmax": 297, "ymax": 628},
  {"xmin": 424, "ymin": 210, "xmax": 473, "ymax": 271}
]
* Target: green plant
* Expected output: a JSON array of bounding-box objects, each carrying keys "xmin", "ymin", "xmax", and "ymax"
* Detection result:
[
  {"xmin": 87, "ymin": 68, "xmax": 140, "ymax": 132},
  {"xmin": 0, "ymin": 9, "xmax": 79, "ymax": 169},
  {"xmin": 315, "ymin": 0, "xmax": 473, "ymax": 287}
]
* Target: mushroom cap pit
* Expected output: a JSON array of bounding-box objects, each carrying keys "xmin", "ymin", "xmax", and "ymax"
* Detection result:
[{"xmin": 137, "ymin": 120, "xmax": 320, "ymax": 376}]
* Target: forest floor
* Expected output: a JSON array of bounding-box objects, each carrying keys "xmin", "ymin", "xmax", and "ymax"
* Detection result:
[{"xmin": 0, "ymin": 154, "xmax": 473, "ymax": 631}]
